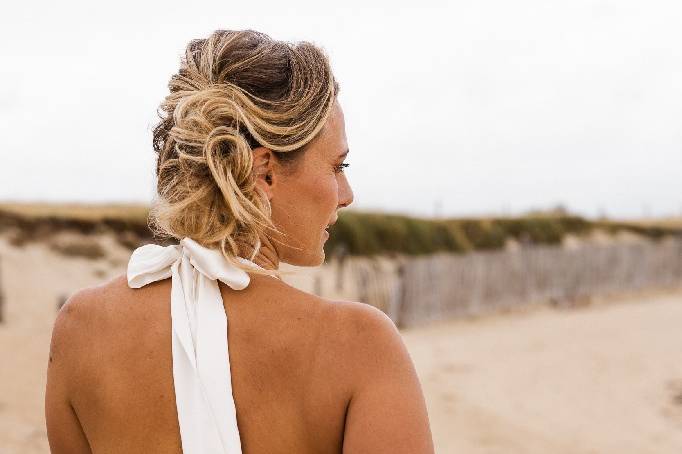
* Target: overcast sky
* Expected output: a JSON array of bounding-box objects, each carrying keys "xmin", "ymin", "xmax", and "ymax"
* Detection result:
[{"xmin": 1, "ymin": 0, "xmax": 680, "ymax": 219}]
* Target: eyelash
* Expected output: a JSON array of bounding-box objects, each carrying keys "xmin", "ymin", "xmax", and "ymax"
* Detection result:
[{"xmin": 334, "ymin": 163, "xmax": 350, "ymax": 173}]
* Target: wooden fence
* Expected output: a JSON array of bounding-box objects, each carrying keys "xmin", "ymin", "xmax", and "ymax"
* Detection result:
[{"xmin": 333, "ymin": 237, "xmax": 682, "ymax": 328}]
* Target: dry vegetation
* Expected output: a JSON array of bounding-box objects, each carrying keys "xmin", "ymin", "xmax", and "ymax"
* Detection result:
[
  {"xmin": 0, "ymin": 202, "xmax": 149, "ymax": 223},
  {"xmin": 617, "ymin": 217, "xmax": 682, "ymax": 229},
  {"xmin": 1, "ymin": 202, "xmax": 680, "ymax": 258},
  {"xmin": 0, "ymin": 202, "xmax": 155, "ymax": 252}
]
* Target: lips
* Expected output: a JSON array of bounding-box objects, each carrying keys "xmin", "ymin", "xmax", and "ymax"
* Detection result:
[{"xmin": 323, "ymin": 219, "xmax": 336, "ymax": 238}]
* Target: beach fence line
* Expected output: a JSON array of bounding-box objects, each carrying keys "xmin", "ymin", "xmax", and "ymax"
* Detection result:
[{"xmin": 330, "ymin": 237, "xmax": 682, "ymax": 328}]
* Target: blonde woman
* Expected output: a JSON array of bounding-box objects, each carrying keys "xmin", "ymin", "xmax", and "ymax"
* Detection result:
[{"xmin": 45, "ymin": 30, "xmax": 434, "ymax": 454}]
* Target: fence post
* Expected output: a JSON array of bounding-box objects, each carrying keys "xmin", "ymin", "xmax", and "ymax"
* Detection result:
[
  {"xmin": 333, "ymin": 245, "xmax": 348, "ymax": 293},
  {"xmin": 392, "ymin": 262, "xmax": 406, "ymax": 328}
]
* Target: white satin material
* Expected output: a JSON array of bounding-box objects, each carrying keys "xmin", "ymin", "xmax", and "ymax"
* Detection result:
[{"xmin": 127, "ymin": 237, "xmax": 259, "ymax": 454}]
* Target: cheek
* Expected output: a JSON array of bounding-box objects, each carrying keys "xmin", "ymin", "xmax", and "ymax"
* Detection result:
[
  {"xmin": 307, "ymin": 173, "xmax": 338, "ymax": 210},
  {"xmin": 275, "ymin": 172, "xmax": 337, "ymax": 225}
]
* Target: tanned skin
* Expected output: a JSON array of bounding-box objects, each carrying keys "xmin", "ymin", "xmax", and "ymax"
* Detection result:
[{"xmin": 45, "ymin": 101, "xmax": 435, "ymax": 454}]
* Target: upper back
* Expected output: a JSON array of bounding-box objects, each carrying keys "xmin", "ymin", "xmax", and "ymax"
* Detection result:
[
  {"xmin": 48, "ymin": 272, "xmax": 434, "ymax": 454},
  {"xmin": 60, "ymin": 273, "xmax": 352, "ymax": 454}
]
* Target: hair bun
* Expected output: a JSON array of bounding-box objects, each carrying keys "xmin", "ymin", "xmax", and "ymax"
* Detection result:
[{"xmin": 150, "ymin": 29, "xmax": 339, "ymax": 264}]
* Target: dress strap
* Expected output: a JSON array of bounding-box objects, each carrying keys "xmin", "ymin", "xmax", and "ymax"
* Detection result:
[{"xmin": 127, "ymin": 237, "xmax": 258, "ymax": 454}]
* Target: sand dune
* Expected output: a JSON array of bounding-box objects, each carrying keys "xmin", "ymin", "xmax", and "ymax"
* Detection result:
[{"xmin": 0, "ymin": 236, "xmax": 681, "ymax": 453}]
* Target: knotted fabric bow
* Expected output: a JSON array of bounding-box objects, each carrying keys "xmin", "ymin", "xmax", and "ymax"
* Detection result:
[{"xmin": 127, "ymin": 237, "xmax": 259, "ymax": 454}]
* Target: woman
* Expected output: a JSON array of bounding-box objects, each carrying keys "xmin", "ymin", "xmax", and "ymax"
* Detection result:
[{"xmin": 45, "ymin": 29, "xmax": 434, "ymax": 453}]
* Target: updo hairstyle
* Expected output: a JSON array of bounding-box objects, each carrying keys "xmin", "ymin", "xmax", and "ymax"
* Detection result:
[{"xmin": 150, "ymin": 29, "xmax": 339, "ymax": 269}]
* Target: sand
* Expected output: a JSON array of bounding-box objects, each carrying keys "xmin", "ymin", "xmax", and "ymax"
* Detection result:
[
  {"xmin": 1, "ymin": 236, "xmax": 681, "ymax": 453},
  {"xmin": 403, "ymin": 291, "xmax": 682, "ymax": 453}
]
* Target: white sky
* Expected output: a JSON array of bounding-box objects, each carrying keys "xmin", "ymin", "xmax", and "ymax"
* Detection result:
[{"xmin": 1, "ymin": 0, "xmax": 681, "ymax": 219}]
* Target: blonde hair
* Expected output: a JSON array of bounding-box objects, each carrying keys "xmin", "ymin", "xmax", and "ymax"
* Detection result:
[{"xmin": 150, "ymin": 30, "xmax": 339, "ymax": 273}]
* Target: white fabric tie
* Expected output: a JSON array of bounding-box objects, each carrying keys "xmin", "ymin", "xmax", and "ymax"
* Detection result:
[{"xmin": 127, "ymin": 237, "xmax": 259, "ymax": 454}]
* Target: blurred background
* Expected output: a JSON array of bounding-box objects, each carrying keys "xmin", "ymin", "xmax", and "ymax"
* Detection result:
[{"xmin": 1, "ymin": 1, "xmax": 681, "ymax": 453}]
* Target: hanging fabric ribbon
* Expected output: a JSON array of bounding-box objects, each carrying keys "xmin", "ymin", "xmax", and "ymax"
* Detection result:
[{"xmin": 127, "ymin": 237, "xmax": 261, "ymax": 453}]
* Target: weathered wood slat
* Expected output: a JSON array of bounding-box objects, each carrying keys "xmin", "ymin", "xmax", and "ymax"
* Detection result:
[{"xmin": 329, "ymin": 238, "xmax": 682, "ymax": 328}]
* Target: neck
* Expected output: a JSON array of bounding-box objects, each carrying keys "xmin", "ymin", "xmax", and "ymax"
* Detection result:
[{"xmin": 241, "ymin": 234, "xmax": 280, "ymax": 271}]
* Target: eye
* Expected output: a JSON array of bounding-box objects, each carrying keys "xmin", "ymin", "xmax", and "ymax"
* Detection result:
[{"xmin": 334, "ymin": 162, "xmax": 350, "ymax": 174}]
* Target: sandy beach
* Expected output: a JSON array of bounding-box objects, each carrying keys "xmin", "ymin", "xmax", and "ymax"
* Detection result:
[
  {"xmin": 404, "ymin": 291, "xmax": 682, "ymax": 453},
  {"xmin": 0, "ymin": 236, "xmax": 681, "ymax": 453}
]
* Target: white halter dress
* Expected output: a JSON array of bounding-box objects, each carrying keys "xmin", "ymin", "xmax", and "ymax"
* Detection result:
[{"xmin": 127, "ymin": 237, "xmax": 261, "ymax": 453}]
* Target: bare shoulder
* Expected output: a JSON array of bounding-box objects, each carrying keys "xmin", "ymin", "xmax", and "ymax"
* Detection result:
[
  {"xmin": 324, "ymin": 299, "xmax": 403, "ymax": 354},
  {"xmin": 258, "ymin": 278, "xmax": 405, "ymax": 376},
  {"xmin": 46, "ymin": 287, "xmax": 101, "ymax": 454},
  {"xmin": 52, "ymin": 274, "xmax": 136, "ymax": 330},
  {"xmin": 314, "ymin": 300, "xmax": 434, "ymax": 453},
  {"xmin": 312, "ymin": 299, "xmax": 410, "ymax": 387},
  {"xmin": 269, "ymin": 278, "xmax": 400, "ymax": 349},
  {"xmin": 49, "ymin": 274, "xmax": 162, "ymax": 368},
  {"xmin": 51, "ymin": 276, "xmax": 121, "ymax": 346},
  {"xmin": 326, "ymin": 299, "xmax": 398, "ymax": 333},
  {"xmin": 47, "ymin": 276, "xmax": 122, "ymax": 394}
]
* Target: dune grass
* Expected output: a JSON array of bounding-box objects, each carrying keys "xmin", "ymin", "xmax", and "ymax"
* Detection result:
[
  {"xmin": 0, "ymin": 202, "xmax": 149, "ymax": 223},
  {"xmin": 1, "ymin": 202, "xmax": 679, "ymax": 256}
]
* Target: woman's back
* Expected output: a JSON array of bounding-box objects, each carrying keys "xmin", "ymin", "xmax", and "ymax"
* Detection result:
[
  {"xmin": 45, "ymin": 29, "xmax": 433, "ymax": 453},
  {"xmin": 47, "ymin": 272, "xmax": 432, "ymax": 453}
]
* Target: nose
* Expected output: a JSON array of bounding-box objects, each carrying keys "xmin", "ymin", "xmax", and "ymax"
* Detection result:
[{"xmin": 337, "ymin": 173, "xmax": 354, "ymax": 209}]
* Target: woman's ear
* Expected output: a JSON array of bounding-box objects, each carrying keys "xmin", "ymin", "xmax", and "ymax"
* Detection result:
[{"xmin": 252, "ymin": 146, "xmax": 275, "ymax": 199}]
